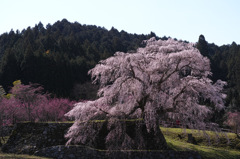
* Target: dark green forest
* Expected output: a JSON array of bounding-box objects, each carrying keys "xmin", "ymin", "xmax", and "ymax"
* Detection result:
[
  {"xmin": 0, "ymin": 19, "xmax": 240, "ymax": 114},
  {"xmin": 0, "ymin": 19, "xmax": 156, "ymax": 99}
]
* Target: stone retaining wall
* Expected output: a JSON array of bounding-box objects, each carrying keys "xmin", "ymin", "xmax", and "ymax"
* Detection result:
[
  {"xmin": 2, "ymin": 122, "xmax": 202, "ymax": 159},
  {"xmin": 35, "ymin": 145, "xmax": 201, "ymax": 159},
  {"xmin": 0, "ymin": 126, "xmax": 14, "ymax": 137},
  {"xmin": 2, "ymin": 122, "xmax": 72, "ymax": 154}
]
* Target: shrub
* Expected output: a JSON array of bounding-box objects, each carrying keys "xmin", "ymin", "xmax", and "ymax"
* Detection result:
[{"xmin": 0, "ymin": 80, "xmax": 76, "ymax": 125}]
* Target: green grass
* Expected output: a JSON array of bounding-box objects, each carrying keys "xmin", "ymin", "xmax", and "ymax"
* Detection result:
[
  {"xmin": 0, "ymin": 153, "xmax": 51, "ymax": 159},
  {"xmin": 161, "ymin": 127, "xmax": 240, "ymax": 159}
]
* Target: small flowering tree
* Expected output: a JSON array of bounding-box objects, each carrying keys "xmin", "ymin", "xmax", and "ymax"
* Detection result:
[
  {"xmin": 65, "ymin": 38, "xmax": 226, "ymax": 150},
  {"xmin": 225, "ymin": 112, "xmax": 240, "ymax": 135},
  {"xmin": 10, "ymin": 80, "xmax": 48, "ymax": 122},
  {"xmin": 37, "ymin": 98, "xmax": 75, "ymax": 122},
  {"xmin": 0, "ymin": 97, "xmax": 20, "ymax": 124},
  {"xmin": 0, "ymin": 85, "xmax": 7, "ymax": 126},
  {"xmin": 0, "ymin": 80, "xmax": 76, "ymax": 124}
]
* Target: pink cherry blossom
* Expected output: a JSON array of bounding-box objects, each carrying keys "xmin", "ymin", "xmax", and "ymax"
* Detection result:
[{"xmin": 67, "ymin": 38, "xmax": 225, "ymax": 147}]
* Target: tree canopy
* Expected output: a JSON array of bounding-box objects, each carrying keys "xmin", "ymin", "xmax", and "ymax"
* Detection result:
[{"xmin": 65, "ymin": 38, "xmax": 226, "ymax": 150}]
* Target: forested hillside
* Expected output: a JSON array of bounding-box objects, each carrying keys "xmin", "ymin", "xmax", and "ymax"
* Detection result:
[
  {"xmin": 196, "ymin": 35, "xmax": 240, "ymax": 113},
  {"xmin": 0, "ymin": 19, "xmax": 157, "ymax": 99},
  {"xmin": 0, "ymin": 19, "xmax": 239, "ymax": 114}
]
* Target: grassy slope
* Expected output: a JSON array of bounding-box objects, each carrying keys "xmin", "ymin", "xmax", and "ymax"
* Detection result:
[{"xmin": 161, "ymin": 127, "xmax": 240, "ymax": 159}]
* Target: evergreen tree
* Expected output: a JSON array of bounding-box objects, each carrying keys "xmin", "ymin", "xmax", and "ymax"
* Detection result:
[
  {"xmin": 0, "ymin": 49, "xmax": 21, "ymax": 91},
  {"xmin": 197, "ymin": 35, "xmax": 209, "ymax": 57}
]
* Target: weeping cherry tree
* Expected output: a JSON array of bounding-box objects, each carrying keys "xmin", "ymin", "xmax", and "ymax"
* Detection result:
[{"xmin": 65, "ymin": 38, "xmax": 226, "ymax": 150}]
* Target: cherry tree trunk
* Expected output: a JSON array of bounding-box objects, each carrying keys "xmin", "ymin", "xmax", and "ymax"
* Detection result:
[{"xmin": 82, "ymin": 120, "xmax": 168, "ymax": 150}]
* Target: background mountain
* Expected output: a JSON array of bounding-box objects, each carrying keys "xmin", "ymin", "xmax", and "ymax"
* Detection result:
[
  {"xmin": 0, "ymin": 19, "xmax": 157, "ymax": 99},
  {"xmin": 0, "ymin": 19, "xmax": 239, "ymax": 114}
]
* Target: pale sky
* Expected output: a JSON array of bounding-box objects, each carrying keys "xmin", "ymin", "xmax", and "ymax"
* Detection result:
[{"xmin": 1, "ymin": 0, "xmax": 240, "ymax": 46}]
